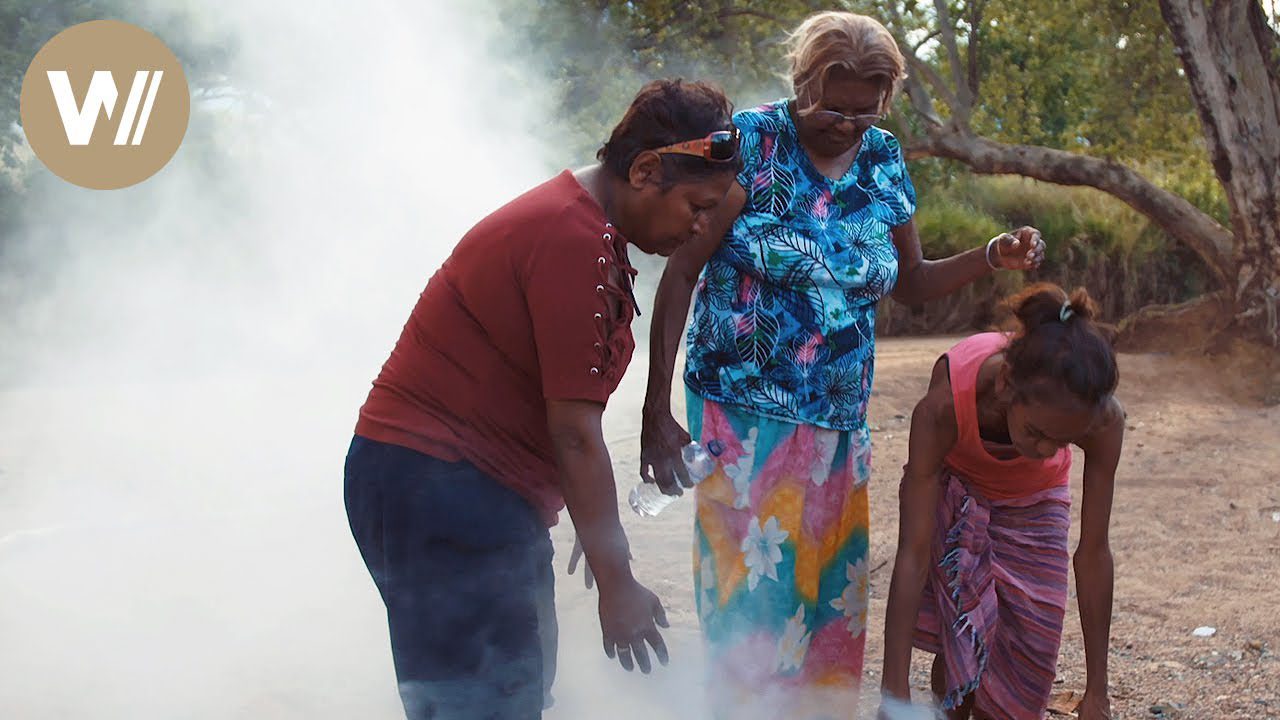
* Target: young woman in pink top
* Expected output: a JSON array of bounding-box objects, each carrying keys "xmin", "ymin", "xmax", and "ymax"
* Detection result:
[{"xmin": 880, "ymin": 283, "xmax": 1125, "ymax": 720}]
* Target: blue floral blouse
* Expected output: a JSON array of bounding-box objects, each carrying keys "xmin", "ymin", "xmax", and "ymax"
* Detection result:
[{"xmin": 683, "ymin": 100, "xmax": 917, "ymax": 431}]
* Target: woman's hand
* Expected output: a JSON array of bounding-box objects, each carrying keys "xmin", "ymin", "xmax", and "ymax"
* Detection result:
[
  {"xmin": 639, "ymin": 408, "xmax": 692, "ymax": 495},
  {"xmin": 989, "ymin": 226, "xmax": 1046, "ymax": 271},
  {"xmin": 598, "ymin": 576, "xmax": 670, "ymax": 674}
]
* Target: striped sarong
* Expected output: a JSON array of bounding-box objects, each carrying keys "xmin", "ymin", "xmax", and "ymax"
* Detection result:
[{"xmin": 913, "ymin": 471, "xmax": 1071, "ymax": 719}]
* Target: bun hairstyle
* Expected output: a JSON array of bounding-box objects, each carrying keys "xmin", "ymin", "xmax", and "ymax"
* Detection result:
[
  {"xmin": 597, "ymin": 79, "xmax": 742, "ymax": 186},
  {"xmin": 1002, "ymin": 283, "xmax": 1118, "ymax": 408}
]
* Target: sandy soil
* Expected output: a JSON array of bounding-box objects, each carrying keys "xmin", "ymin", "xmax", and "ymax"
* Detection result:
[{"xmin": 548, "ymin": 336, "xmax": 1280, "ymax": 720}]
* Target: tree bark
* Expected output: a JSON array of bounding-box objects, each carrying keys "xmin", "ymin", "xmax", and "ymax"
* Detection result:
[
  {"xmin": 885, "ymin": 0, "xmax": 1278, "ymax": 342},
  {"xmin": 1159, "ymin": 0, "xmax": 1280, "ymax": 344}
]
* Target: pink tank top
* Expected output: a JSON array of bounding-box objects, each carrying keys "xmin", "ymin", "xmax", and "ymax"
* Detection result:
[{"xmin": 942, "ymin": 332, "xmax": 1071, "ymax": 501}]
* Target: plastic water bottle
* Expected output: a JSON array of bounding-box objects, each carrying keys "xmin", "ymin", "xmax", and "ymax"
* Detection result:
[{"xmin": 628, "ymin": 440, "xmax": 724, "ymax": 517}]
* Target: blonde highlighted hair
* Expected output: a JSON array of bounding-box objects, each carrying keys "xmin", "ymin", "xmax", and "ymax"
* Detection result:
[{"xmin": 786, "ymin": 11, "xmax": 906, "ymax": 115}]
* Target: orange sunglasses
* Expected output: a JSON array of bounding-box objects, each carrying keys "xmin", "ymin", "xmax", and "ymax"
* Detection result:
[{"xmin": 651, "ymin": 128, "xmax": 740, "ymax": 162}]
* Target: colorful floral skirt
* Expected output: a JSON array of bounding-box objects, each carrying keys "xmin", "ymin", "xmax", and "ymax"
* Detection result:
[{"xmin": 687, "ymin": 390, "xmax": 873, "ymax": 719}]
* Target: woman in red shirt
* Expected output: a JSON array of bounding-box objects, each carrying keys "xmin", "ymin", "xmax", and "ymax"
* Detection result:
[{"xmin": 345, "ymin": 79, "xmax": 743, "ymax": 719}]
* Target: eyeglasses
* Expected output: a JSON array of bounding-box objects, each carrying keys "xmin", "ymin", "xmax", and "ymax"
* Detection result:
[
  {"xmin": 808, "ymin": 110, "xmax": 883, "ymax": 129},
  {"xmin": 651, "ymin": 128, "xmax": 740, "ymax": 162}
]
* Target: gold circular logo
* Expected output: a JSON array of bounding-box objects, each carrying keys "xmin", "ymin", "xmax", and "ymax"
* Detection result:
[{"xmin": 19, "ymin": 20, "xmax": 191, "ymax": 190}]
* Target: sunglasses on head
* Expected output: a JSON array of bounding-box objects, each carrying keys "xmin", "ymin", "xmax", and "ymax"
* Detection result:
[{"xmin": 651, "ymin": 128, "xmax": 740, "ymax": 162}]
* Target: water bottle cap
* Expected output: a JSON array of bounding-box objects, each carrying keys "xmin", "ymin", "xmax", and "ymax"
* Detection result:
[{"xmin": 706, "ymin": 439, "xmax": 725, "ymax": 456}]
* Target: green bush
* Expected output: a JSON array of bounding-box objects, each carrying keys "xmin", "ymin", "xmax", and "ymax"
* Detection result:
[{"xmin": 879, "ymin": 170, "xmax": 1214, "ymax": 335}]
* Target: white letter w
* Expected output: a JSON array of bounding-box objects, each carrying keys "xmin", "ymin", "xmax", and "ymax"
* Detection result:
[{"xmin": 46, "ymin": 70, "xmax": 164, "ymax": 146}]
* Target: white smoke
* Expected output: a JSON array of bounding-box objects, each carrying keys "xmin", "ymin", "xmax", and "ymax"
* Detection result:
[
  {"xmin": 0, "ymin": 2, "xmax": 924, "ymax": 718},
  {"xmin": 0, "ymin": 2, "xmax": 581, "ymax": 718}
]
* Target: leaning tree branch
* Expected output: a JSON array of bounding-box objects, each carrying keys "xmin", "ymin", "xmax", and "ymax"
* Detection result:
[{"xmin": 908, "ymin": 128, "xmax": 1235, "ymax": 285}]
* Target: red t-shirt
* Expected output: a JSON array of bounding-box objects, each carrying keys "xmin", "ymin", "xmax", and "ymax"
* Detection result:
[{"xmin": 355, "ymin": 171, "xmax": 637, "ymax": 526}]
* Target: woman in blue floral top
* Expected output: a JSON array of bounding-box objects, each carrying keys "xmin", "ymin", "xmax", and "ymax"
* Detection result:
[{"xmin": 639, "ymin": 12, "xmax": 1045, "ymax": 718}]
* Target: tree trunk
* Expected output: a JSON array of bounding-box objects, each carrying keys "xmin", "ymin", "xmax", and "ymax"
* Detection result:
[
  {"xmin": 1159, "ymin": 0, "xmax": 1280, "ymax": 345},
  {"xmin": 906, "ymin": 130, "xmax": 1236, "ymax": 286}
]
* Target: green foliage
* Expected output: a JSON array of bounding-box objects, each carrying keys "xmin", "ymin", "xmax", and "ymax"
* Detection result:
[
  {"xmin": 501, "ymin": 0, "xmax": 1226, "ymax": 220},
  {"xmin": 880, "ymin": 171, "xmax": 1213, "ymax": 333},
  {"xmin": 965, "ymin": 1, "xmax": 1206, "ymax": 164},
  {"xmin": 493, "ymin": 0, "xmax": 815, "ymax": 162},
  {"xmin": 497, "ymin": 0, "xmax": 1227, "ymax": 327},
  {"xmin": 912, "ymin": 191, "xmax": 1004, "ymax": 257},
  {"xmin": 0, "ymin": 0, "xmax": 1239, "ymax": 329}
]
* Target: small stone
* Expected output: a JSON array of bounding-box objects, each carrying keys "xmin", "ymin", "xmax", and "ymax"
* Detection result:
[
  {"xmin": 1247, "ymin": 640, "xmax": 1265, "ymax": 652},
  {"xmin": 1161, "ymin": 660, "xmax": 1188, "ymax": 670},
  {"xmin": 1195, "ymin": 654, "xmax": 1227, "ymax": 668},
  {"xmin": 1230, "ymin": 650, "xmax": 1244, "ymax": 661},
  {"xmin": 1193, "ymin": 626, "xmax": 1217, "ymax": 637}
]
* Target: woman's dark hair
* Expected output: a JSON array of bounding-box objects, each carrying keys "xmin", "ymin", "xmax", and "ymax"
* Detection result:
[
  {"xmin": 597, "ymin": 79, "xmax": 743, "ymax": 187},
  {"xmin": 1003, "ymin": 283, "xmax": 1118, "ymax": 408}
]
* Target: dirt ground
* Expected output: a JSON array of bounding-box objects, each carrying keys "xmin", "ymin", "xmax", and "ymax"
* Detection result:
[
  {"xmin": 2, "ymin": 335, "xmax": 1274, "ymax": 719},
  {"xmin": 551, "ymin": 336, "xmax": 1280, "ymax": 719}
]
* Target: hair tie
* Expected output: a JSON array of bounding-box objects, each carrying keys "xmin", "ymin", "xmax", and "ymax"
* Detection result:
[{"xmin": 1059, "ymin": 302, "xmax": 1075, "ymax": 323}]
